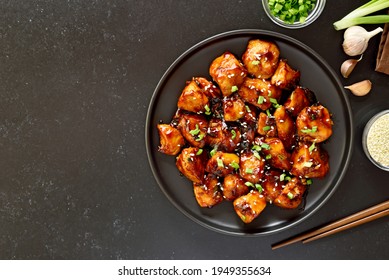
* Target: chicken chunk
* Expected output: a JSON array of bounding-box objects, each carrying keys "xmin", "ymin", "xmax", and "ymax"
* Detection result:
[
  {"xmin": 233, "ymin": 190, "xmax": 267, "ymax": 223},
  {"xmin": 239, "ymin": 150, "xmax": 265, "ymax": 183},
  {"xmin": 274, "ymin": 105, "xmax": 296, "ymax": 150},
  {"xmin": 177, "ymin": 113, "xmax": 208, "ymax": 148},
  {"xmin": 242, "ymin": 39, "xmax": 280, "ymax": 79},
  {"xmin": 157, "ymin": 124, "xmax": 185, "ymax": 156},
  {"xmin": 209, "ymin": 51, "xmax": 247, "ymax": 97},
  {"xmin": 177, "ymin": 79, "xmax": 209, "ymax": 114},
  {"xmin": 284, "ymin": 86, "xmax": 315, "ymax": 117},
  {"xmin": 206, "ymin": 151, "xmax": 240, "ymax": 177},
  {"xmin": 291, "ymin": 142, "xmax": 330, "ymax": 178},
  {"xmin": 222, "ymin": 174, "xmax": 250, "ymax": 201},
  {"xmin": 257, "ymin": 112, "xmax": 277, "ymax": 137},
  {"xmin": 193, "ymin": 174, "xmax": 223, "ymax": 208},
  {"xmin": 205, "ymin": 119, "xmax": 241, "ymax": 153},
  {"xmin": 238, "ymin": 77, "xmax": 282, "ymax": 110},
  {"xmin": 193, "ymin": 77, "xmax": 221, "ymax": 99},
  {"xmin": 261, "ymin": 169, "xmax": 285, "ymax": 204},
  {"xmin": 271, "ymin": 59, "xmax": 300, "ymax": 90},
  {"xmin": 296, "ymin": 105, "xmax": 333, "ymax": 143},
  {"xmin": 274, "ymin": 177, "xmax": 306, "ymax": 209},
  {"xmin": 255, "ymin": 137, "xmax": 291, "ymax": 171},
  {"xmin": 176, "ymin": 147, "xmax": 207, "ymax": 184},
  {"xmin": 223, "ymin": 94, "xmax": 246, "ymax": 121}
]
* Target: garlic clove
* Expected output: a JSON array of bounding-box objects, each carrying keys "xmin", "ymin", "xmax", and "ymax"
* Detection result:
[
  {"xmin": 340, "ymin": 55, "xmax": 362, "ymax": 78},
  {"xmin": 342, "ymin": 26, "xmax": 383, "ymax": 56},
  {"xmin": 344, "ymin": 80, "xmax": 372, "ymax": 96}
]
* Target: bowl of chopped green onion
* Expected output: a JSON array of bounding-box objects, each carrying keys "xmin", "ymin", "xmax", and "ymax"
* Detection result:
[{"xmin": 262, "ymin": 0, "xmax": 326, "ymax": 29}]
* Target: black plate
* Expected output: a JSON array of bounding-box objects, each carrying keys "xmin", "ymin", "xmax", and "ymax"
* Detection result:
[{"xmin": 145, "ymin": 29, "xmax": 353, "ymax": 236}]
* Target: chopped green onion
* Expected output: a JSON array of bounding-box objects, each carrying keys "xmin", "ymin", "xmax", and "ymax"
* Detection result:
[
  {"xmin": 217, "ymin": 158, "xmax": 224, "ymax": 168},
  {"xmin": 245, "ymin": 168, "xmax": 253, "ymax": 174},
  {"xmin": 196, "ymin": 133, "xmax": 204, "ymax": 141},
  {"xmin": 231, "ymin": 129, "xmax": 237, "ymax": 140},
  {"xmin": 252, "ymin": 145, "xmax": 261, "ymax": 152},
  {"xmin": 269, "ymin": 97, "xmax": 278, "ymax": 104},
  {"xmin": 253, "ymin": 150, "xmax": 261, "ymax": 160},
  {"xmin": 231, "ymin": 85, "xmax": 238, "ymax": 93},
  {"xmin": 308, "ymin": 142, "xmax": 316, "ymax": 153},
  {"xmin": 287, "ymin": 192, "xmax": 294, "ymax": 199},
  {"xmin": 255, "ymin": 184, "xmax": 263, "ymax": 193},
  {"xmin": 267, "ymin": 0, "xmax": 317, "ymax": 24},
  {"xmin": 266, "ymin": 154, "xmax": 272, "ymax": 160},
  {"xmin": 301, "ymin": 126, "xmax": 317, "ymax": 133},
  {"xmin": 245, "ymin": 181, "xmax": 255, "ymax": 188},
  {"xmin": 261, "ymin": 143, "xmax": 271, "ymax": 150},
  {"xmin": 280, "ymin": 173, "xmax": 286, "ymax": 181},
  {"xmin": 204, "ymin": 104, "xmax": 211, "ymax": 115},
  {"xmin": 306, "ymin": 178, "xmax": 313, "ymax": 185},
  {"xmin": 252, "ymin": 60, "xmax": 260, "ymax": 65},
  {"xmin": 230, "ymin": 162, "xmax": 240, "ymax": 170},
  {"xmin": 196, "ymin": 149, "xmax": 203, "ymax": 155},
  {"xmin": 285, "ymin": 176, "xmax": 292, "ymax": 181},
  {"xmin": 258, "ymin": 95, "xmax": 265, "ymax": 104},
  {"xmin": 245, "ymin": 105, "xmax": 251, "ymax": 113},
  {"xmin": 263, "ymin": 126, "xmax": 271, "ymax": 131},
  {"xmin": 189, "ymin": 124, "xmax": 200, "ymax": 136},
  {"xmin": 210, "ymin": 146, "xmax": 218, "ymax": 156}
]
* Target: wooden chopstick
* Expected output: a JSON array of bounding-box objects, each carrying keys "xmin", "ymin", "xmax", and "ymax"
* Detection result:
[{"xmin": 271, "ymin": 199, "xmax": 389, "ymax": 250}]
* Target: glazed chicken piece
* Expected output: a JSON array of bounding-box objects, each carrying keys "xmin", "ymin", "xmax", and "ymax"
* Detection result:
[
  {"xmin": 291, "ymin": 142, "xmax": 330, "ymax": 178},
  {"xmin": 209, "ymin": 51, "xmax": 247, "ymax": 97},
  {"xmin": 238, "ymin": 77, "xmax": 282, "ymax": 110},
  {"xmin": 296, "ymin": 105, "xmax": 333, "ymax": 143},
  {"xmin": 271, "ymin": 59, "xmax": 300, "ymax": 90},
  {"xmin": 176, "ymin": 147, "xmax": 207, "ymax": 184},
  {"xmin": 261, "ymin": 169, "xmax": 284, "ymax": 204},
  {"xmin": 220, "ymin": 125, "xmax": 242, "ymax": 152},
  {"xmin": 242, "ymin": 39, "xmax": 280, "ymax": 79},
  {"xmin": 205, "ymin": 119, "xmax": 241, "ymax": 152},
  {"xmin": 239, "ymin": 104, "xmax": 257, "ymax": 149},
  {"xmin": 257, "ymin": 112, "xmax": 277, "ymax": 137},
  {"xmin": 284, "ymin": 86, "xmax": 316, "ymax": 117},
  {"xmin": 177, "ymin": 79, "xmax": 209, "ymax": 114},
  {"xmin": 206, "ymin": 118, "xmax": 224, "ymax": 147},
  {"xmin": 233, "ymin": 190, "xmax": 267, "ymax": 223},
  {"xmin": 177, "ymin": 113, "xmax": 208, "ymax": 148},
  {"xmin": 206, "ymin": 151, "xmax": 240, "ymax": 177},
  {"xmin": 193, "ymin": 77, "xmax": 221, "ymax": 99},
  {"xmin": 223, "ymin": 94, "xmax": 246, "ymax": 121},
  {"xmin": 239, "ymin": 150, "xmax": 265, "ymax": 183},
  {"xmin": 274, "ymin": 177, "xmax": 306, "ymax": 209},
  {"xmin": 274, "ymin": 105, "xmax": 296, "ymax": 150},
  {"xmin": 157, "ymin": 124, "xmax": 185, "ymax": 156},
  {"xmin": 222, "ymin": 173, "xmax": 250, "ymax": 201},
  {"xmin": 193, "ymin": 174, "xmax": 223, "ymax": 208},
  {"xmin": 255, "ymin": 137, "xmax": 291, "ymax": 171}
]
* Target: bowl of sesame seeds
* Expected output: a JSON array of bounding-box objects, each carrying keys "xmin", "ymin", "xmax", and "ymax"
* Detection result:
[
  {"xmin": 262, "ymin": 0, "xmax": 326, "ymax": 29},
  {"xmin": 362, "ymin": 110, "xmax": 389, "ymax": 172}
]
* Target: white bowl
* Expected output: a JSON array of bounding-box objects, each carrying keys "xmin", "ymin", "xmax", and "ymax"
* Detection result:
[{"xmin": 362, "ymin": 110, "xmax": 389, "ymax": 172}]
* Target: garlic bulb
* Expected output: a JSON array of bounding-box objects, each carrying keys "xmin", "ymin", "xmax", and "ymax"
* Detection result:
[
  {"xmin": 342, "ymin": 26, "xmax": 383, "ymax": 56},
  {"xmin": 340, "ymin": 55, "xmax": 363, "ymax": 78},
  {"xmin": 344, "ymin": 80, "xmax": 372, "ymax": 96}
]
